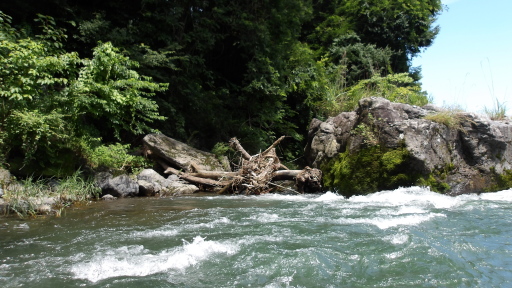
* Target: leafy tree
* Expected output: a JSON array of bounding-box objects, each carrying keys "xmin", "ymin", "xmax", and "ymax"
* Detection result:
[
  {"xmin": 0, "ymin": 13, "xmax": 167, "ymax": 175},
  {"xmin": 0, "ymin": 0, "xmax": 443, "ymax": 164},
  {"xmin": 72, "ymin": 42, "xmax": 168, "ymax": 141},
  {"xmin": 338, "ymin": 0, "xmax": 443, "ymax": 72}
]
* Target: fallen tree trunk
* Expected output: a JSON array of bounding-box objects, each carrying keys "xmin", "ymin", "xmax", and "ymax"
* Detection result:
[
  {"xmin": 159, "ymin": 161, "xmax": 232, "ymax": 187},
  {"xmin": 153, "ymin": 136, "xmax": 323, "ymax": 195}
]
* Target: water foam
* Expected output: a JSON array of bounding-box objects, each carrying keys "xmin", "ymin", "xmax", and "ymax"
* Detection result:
[
  {"xmin": 383, "ymin": 233, "xmax": 409, "ymax": 245},
  {"xmin": 479, "ymin": 189, "xmax": 512, "ymax": 201},
  {"xmin": 341, "ymin": 213, "xmax": 445, "ymax": 229},
  {"xmin": 130, "ymin": 228, "xmax": 180, "ymax": 239},
  {"xmin": 248, "ymin": 213, "xmax": 280, "ymax": 223},
  {"xmin": 348, "ymin": 186, "xmax": 465, "ymax": 209},
  {"xmin": 314, "ymin": 191, "xmax": 345, "ymax": 202},
  {"xmin": 71, "ymin": 236, "xmax": 238, "ymax": 283}
]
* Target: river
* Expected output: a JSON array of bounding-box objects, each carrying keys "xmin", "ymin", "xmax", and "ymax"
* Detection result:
[{"xmin": 1, "ymin": 187, "xmax": 511, "ymax": 287}]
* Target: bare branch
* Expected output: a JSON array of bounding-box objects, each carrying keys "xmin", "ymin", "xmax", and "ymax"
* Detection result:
[{"xmin": 229, "ymin": 137, "xmax": 251, "ymax": 160}]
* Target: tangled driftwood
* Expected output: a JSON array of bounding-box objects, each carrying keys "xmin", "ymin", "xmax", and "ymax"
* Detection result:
[{"xmin": 149, "ymin": 135, "xmax": 322, "ymax": 195}]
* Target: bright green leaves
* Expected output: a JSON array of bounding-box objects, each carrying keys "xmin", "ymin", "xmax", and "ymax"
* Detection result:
[
  {"xmin": 5, "ymin": 109, "xmax": 72, "ymax": 164},
  {"xmin": 73, "ymin": 42, "xmax": 168, "ymax": 139},
  {"xmin": 343, "ymin": 73, "xmax": 429, "ymax": 111},
  {"xmin": 0, "ymin": 37, "xmax": 79, "ymax": 101},
  {"xmin": 0, "ymin": 14, "xmax": 168, "ymax": 172}
]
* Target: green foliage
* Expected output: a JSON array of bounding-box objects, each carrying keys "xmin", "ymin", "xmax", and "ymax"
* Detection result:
[
  {"xmin": 5, "ymin": 110, "xmax": 72, "ymax": 164},
  {"xmin": 3, "ymin": 170, "xmax": 100, "ymax": 218},
  {"xmin": 0, "ymin": 14, "xmax": 167, "ymax": 175},
  {"xmin": 52, "ymin": 170, "xmax": 101, "ymax": 202},
  {"xmin": 343, "ymin": 73, "xmax": 430, "ymax": 111},
  {"xmin": 339, "ymin": 0, "xmax": 443, "ymax": 72},
  {"xmin": 72, "ymin": 42, "xmax": 168, "ymax": 140},
  {"xmin": 83, "ymin": 143, "xmax": 151, "ymax": 173},
  {"xmin": 487, "ymin": 168, "xmax": 512, "ymax": 192},
  {"xmin": 211, "ymin": 142, "xmax": 233, "ymax": 158},
  {"xmin": 0, "ymin": 0, "xmax": 444, "ymax": 176},
  {"xmin": 322, "ymin": 146, "xmax": 413, "ymax": 197},
  {"xmin": 327, "ymin": 33, "xmax": 394, "ymax": 85},
  {"xmin": 315, "ymin": 72, "xmax": 430, "ymax": 117},
  {"xmin": 416, "ymin": 174, "xmax": 450, "ymax": 193}
]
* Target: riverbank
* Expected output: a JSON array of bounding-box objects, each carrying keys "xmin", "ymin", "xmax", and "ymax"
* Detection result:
[{"xmin": 0, "ymin": 170, "xmax": 101, "ymax": 218}]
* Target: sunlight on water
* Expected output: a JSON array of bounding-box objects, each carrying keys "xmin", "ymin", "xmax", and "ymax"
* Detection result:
[{"xmin": 1, "ymin": 187, "xmax": 512, "ymax": 287}]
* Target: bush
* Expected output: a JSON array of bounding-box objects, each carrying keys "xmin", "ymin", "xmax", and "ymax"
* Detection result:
[
  {"xmin": 84, "ymin": 143, "xmax": 151, "ymax": 173},
  {"xmin": 0, "ymin": 13, "xmax": 167, "ymax": 176}
]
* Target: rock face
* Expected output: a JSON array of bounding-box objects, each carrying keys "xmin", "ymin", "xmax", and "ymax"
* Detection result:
[
  {"xmin": 143, "ymin": 133, "xmax": 231, "ymax": 172},
  {"xmin": 306, "ymin": 97, "xmax": 512, "ymax": 195}
]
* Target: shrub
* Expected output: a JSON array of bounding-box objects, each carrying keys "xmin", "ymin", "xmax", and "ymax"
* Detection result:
[{"xmin": 84, "ymin": 143, "xmax": 151, "ymax": 173}]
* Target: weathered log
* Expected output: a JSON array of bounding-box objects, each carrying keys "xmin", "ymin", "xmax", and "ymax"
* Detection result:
[
  {"xmin": 151, "ymin": 135, "xmax": 322, "ymax": 195},
  {"xmin": 188, "ymin": 171, "xmax": 240, "ymax": 180},
  {"xmin": 144, "ymin": 134, "xmax": 231, "ymax": 172},
  {"xmin": 229, "ymin": 137, "xmax": 251, "ymax": 160},
  {"xmin": 272, "ymin": 169, "xmax": 302, "ymax": 180},
  {"xmin": 159, "ymin": 161, "xmax": 230, "ymax": 187},
  {"xmin": 217, "ymin": 181, "xmax": 235, "ymax": 195},
  {"xmin": 261, "ymin": 136, "xmax": 286, "ymax": 155},
  {"xmin": 295, "ymin": 166, "xmax": 323, "ymax": 193}
]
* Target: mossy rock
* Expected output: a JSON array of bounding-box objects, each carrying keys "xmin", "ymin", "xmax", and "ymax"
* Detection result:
[
  {"xmin": 486, "ymin": 169, "xmax": 512, "ymax": 192},
  {"xmin": 322, "ymin": 146, "xmax": 416, "ymax": 197}
]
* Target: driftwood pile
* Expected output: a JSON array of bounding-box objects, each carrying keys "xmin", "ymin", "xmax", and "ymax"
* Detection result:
[{"xmin": 145, "ymin": 134, "xmax": 322, "ymax": 195}]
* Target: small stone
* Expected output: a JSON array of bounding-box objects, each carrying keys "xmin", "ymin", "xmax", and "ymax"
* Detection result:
[
  {"xmin": 37, "ymin": 204, "xmax": 52, "ymax": 213},
  {"xmin": 102, "ymin": 194, "xmax": 117, "ymax": 200}
]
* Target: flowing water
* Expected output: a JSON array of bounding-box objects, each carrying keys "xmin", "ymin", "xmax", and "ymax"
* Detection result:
[{"xmin": 1, "ymin": 187, "xmax": 512, "ymax": 287}]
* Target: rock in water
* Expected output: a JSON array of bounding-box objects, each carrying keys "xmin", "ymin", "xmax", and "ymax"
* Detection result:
[
  {"xmin": 95, "ymin": 172, "xmax": 139, "ymax": 198},
  {"xmin": 306, "ymin": 97, "xmax": 512, "ymax": 195},
  {"xmin": 143, "ymin": 134, "xmax": 231, "ymax": 172},
  {"xmin": 136, "ymin": 168, "xmax": 199, "ymax": 196}
]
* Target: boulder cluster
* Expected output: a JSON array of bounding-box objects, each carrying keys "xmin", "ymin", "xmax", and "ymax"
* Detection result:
[{"xmin": 305, "ymin": 97, "xmax": 512, "ymax": 195}]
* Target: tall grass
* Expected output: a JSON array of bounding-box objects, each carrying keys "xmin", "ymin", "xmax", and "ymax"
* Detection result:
[
  {"xmin": 321, "ymin": 73, "xmax": 431, "ymax": 116},
  {"xmin": 3, "ymin": 170, "xmax": 100, "ymax": 218},
  {"xmin": 424, "ymin": 106, "xmax": 470, "ymax": 132},
  {"xmin": 481, "ymin": 59, "xmax": 508, "ymax": 120},
  {"xmin": 484, "ymin": 98, "xmax": 508, "ymax": 120}
]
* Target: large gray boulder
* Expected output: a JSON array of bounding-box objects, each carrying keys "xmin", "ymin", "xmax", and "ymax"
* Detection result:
[
  {"xmin": 137, "ymin": 169, "xmax": 172, "ymax": 196},
  {"xmin": 136, "ymin": 168, "xmax": 199, "ymax": 196},
  {"xmin": 306, "ymin": 97, "xmax": 512, "ymax": 195},
  {"xmin": 143, "ymin": 134, "xmax": 231, "ymax": 172},
  {"xmin": 95, "ymin": 172, "xmax": 139, "ymax": 198}
]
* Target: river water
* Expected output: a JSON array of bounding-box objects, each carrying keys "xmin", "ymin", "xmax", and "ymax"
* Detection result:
[{"xmin": 1, "ymin": 187, "xmax": 511, "ymax": 287}]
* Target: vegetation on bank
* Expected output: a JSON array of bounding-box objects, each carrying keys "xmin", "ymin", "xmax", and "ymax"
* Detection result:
[
  {"xmin": 1, "ymin": 170, "xmax": 100, "ymax": 218},
  {"xmin": 0, "ymin": 0, "xmax": 509, "ymax": 208},
  {"xmin": 0, "ymin": 0, "xmax": 443, "ymax": 177}
]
